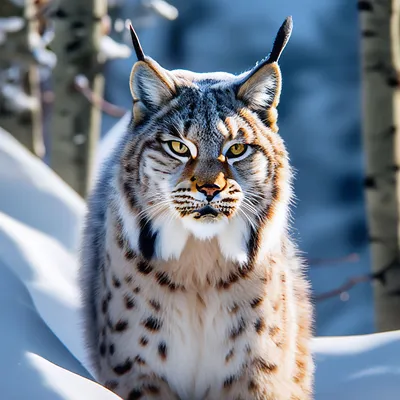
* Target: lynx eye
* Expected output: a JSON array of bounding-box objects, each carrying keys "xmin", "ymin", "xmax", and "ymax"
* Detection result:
[
  {"xmin": 226, "ymin": 143, "xmax": 247, "ymax": 158},
  {"xmin": 167, "ymin": 141, "xmax": 190, "ymax": 157}
]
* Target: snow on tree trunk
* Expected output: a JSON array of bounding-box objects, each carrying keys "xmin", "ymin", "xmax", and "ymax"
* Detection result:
[
  {"xmin": 360, "ymin": 0, "xmax": 400, "ymax": 331},
  {"xmin": 49, "ymin": 0, "xmax": 107, "ymax": 197},
  {"xmin": 0, "ymin": 0, "xmax": 44, "ymax": 157}
]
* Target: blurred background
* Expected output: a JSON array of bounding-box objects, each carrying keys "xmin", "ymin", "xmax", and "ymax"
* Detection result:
[{"xmin": 0, "ymin": 0, "xmax": 377, "ymax": 337}]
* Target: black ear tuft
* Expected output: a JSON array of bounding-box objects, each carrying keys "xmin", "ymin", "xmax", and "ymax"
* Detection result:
[
  {"xmin": 267, "ymin": 16, "xmax": 293, "ymax": 63},
  {"xmin": 127, "ymin": 21, "xmax": 145, "ymax": 62}
]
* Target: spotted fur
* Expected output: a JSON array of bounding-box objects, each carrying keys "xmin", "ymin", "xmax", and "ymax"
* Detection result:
[{"xmin": 79, "ymin": 17, "xmax": 314, "ymax": 400}]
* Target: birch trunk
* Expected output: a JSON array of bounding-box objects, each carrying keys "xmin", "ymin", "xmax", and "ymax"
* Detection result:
[
  {"xmin": 49, "ymin": 0, "xmax": 106, "ymax": 197},
  {"xmin": 360, "ymin": 0, "xmax": 400, "ymax": 331},
  {"xmin": 0, "ymin": 0, "xmax": 44, "ymax": 157}
]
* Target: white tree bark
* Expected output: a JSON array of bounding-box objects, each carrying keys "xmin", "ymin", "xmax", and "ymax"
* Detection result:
[
  {"xmin": 0, "ymin": 0, "xmax": 44, "ymax": 157},
  {"xmin": 360, "ymin": 0, "xmax": 400, "ymax": 331},
  {"xmin": 49, "ymin": 0, "xmax": 107, "ymax": 197}
]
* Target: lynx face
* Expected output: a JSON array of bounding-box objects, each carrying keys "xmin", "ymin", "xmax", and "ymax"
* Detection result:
[
  {"xmin": 119, "ymin": 21, "xmax": 292, "ymax": 261},
  {"xmin": 137, "ymin": 86, "xmax": 275, "ymax": 239}
]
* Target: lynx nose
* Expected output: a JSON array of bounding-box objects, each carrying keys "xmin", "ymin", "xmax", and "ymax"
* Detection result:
[{"xmin": 196, "ymin": 183, "xmax": 222, "ymax": 202}]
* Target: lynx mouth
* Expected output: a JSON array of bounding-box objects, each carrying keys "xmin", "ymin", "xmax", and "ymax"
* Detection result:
[{"xmin": 193, "ymin": 205, "xmax": 220, "ymax": 219}]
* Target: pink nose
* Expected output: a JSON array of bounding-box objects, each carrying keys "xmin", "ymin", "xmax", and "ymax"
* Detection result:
[{"xmin": 196, "ymin": 183, "xmax": 222, "ymax": 201}]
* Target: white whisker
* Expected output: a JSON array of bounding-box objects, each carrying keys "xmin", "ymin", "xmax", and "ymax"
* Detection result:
[{"xmin": 237, "ymin": 208, "xmax": 257, "ymax": 231}]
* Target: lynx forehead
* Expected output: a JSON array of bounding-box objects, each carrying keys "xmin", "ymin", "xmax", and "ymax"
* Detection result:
[{"xmin": 79, "ymin": 16, "xmax": 314, "ymax": 400}]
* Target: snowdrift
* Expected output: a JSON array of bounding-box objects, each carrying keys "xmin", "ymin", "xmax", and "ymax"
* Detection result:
[{"xmin": 0, "ymin": 126, "xmax": 399, "ymax": 399}]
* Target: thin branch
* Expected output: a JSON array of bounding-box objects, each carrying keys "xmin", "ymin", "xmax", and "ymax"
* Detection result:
[
  {"xmin": 314, "ymin": 258, "xmax": 399, "ymax": 302},
  {"xmin": 74, "ymin": 75, "xmax": 127, "ymax": 118},
  {"xmin": 314, "ymin": 273, "xmax": 372, "ymax": 302},
  {"xmin": 308, "ymin": 253, "xmax": 360, "ymax": 267}
]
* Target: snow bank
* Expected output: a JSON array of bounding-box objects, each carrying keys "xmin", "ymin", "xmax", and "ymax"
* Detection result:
[
  {"xmin": 313, "ymin": 330, "xmax": 400, "ymax": 400},
  {"xmin": 0, "ymin": 127, "xmax": 119, "ymax": 399},
  {"xmin": 0, "ymin": 126, "xmax": 399, "ymax": 399}
]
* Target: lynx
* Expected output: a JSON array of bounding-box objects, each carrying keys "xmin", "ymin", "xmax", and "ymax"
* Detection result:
[{"xmin": 79, "ymin": 16, "xmax": 314, "ymax": 400}]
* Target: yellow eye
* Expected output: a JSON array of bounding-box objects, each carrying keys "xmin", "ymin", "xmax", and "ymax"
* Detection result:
[
  {"xmin": 168, "ymin": 141, "xmax": 190, "ymax": 156},
  {"xmin": 227, "ymin": 143, "xmax": 247, "ymax": 158}
]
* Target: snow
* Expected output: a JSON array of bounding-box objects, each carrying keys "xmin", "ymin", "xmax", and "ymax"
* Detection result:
[
  {"xmin": 0, "ymin": 126, "xmax": 399, "ymax": 399},
  {"xmin": 313, "ymin": 331, "xmax": 400, "ymax": 400},
  {"xmin": 0, "ymin": 127, "xmax": 119, "ymax": 399}
]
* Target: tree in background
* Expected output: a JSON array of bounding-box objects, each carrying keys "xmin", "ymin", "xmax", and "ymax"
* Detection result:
[
  {"xmin": 49, "ymin": 0, "xmax": 107, "ymax": 197},
  {"xmin": 0, "ymin": 0, "xmax": 47, "ymax": 157},
  {"xmin": 360, "ymin": 0, "xmax": 400, "ymax": 331}
]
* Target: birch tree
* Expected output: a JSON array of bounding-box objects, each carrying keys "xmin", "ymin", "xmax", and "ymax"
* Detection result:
[
  {"xmin": 0, "ymin": 0, "xmax": 44, "ymax": 156},
  {"xmin": 50, "ymin": 0, "xmax": 107, "ymax": 197},
  {"xmin": 360, "ymin": 0, "xmax": 400, "ymax": 331}
]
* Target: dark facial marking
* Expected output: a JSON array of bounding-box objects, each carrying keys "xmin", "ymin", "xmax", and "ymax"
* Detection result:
[
  {"xmin": 109, "ymin": 344, "xmax": 115, "ymax": 355},
  {"xmin": 133, "ymin": 286, "xmax": 141, "ymax": 294}
]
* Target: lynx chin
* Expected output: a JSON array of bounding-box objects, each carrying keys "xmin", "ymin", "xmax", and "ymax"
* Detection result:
[{"xmin": 79, "ymin": 16, "xmax": 314, "ymax": 400}]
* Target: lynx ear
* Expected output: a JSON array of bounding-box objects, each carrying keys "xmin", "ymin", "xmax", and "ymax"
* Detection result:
[
  {"xmin": 128, "ymin": 23, "xmax": 176, "ymax": 123},
  {"xmin": 130, "ymin": 61, "xmax": 176, "ymax": 110},
  {"xmin": 236, "ymin": 17, "xmax": 292, "ymax": 111}
]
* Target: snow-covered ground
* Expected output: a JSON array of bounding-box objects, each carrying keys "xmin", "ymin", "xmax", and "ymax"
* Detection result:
[{"xmin": 1, "ymin": 126, "xmax": 399, "ymax": 399}]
